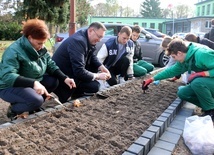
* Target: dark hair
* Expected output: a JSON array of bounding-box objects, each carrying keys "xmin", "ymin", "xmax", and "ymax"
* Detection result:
[
  {"xmin": 89, "ymin": 22, "xmax": 107, "ymax": 31},
  {"xmin": 132, "ymin": 25, "xmax": 141, "ymax": 33},
  {"xmin": 167, "ymin": 38, "xmax": 188, "ymax": 55},
  {"xmin": 161, "ymin": 36, "xmax": 172, "ymax": 48},
  {"xmin": 22, "ymin": 18, "xmax": 50, "ymax": 40},
  {"xmin": 184, "ymin": 33, "xmax": 198, "ymax": 43},
  {"xmin": 211, "ymin": 19, "xmax": 214, "ymax": 25},
  {"xmin": 119, "ymin": 26, "xmax": 132, "ymax": 37}
]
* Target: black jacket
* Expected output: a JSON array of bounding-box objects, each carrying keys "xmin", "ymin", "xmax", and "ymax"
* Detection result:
[
  {"xmin": 52, "ymin": 29, "xmax": 102, "ymax": 82},
  {"xmin": 132, "ymin": 40, "xmax": 142, "ymax": 63},
  {"xmin": 204, "ymin": 27, "xmax": 214, "ymax": 42},
  {"xmin": 198, "ymin": 37, "xmax": 214, "ymax": 50}
]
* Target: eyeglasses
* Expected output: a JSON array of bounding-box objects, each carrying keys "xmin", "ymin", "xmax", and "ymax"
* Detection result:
[{"xmin": 93, "ymin": 29, "xmax": 103, "ymax": 39}]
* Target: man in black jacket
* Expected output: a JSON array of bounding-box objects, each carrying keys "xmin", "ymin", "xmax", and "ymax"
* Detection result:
[
  {"xmin": 52, "ymin": 22, "xmax": 111, "ymax": 102},
  {"xmin": 204, "ymin": 19, "xmax": 214, "ymax": 42},
  {"xmin": 185, "ymin": 33, "xmax": 214, "ymax": 50}
]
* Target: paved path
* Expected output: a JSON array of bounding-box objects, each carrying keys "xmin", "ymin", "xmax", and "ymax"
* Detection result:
[{"xmin": 122, "ymin": 100, "xmax": 195, "ymax": 155}]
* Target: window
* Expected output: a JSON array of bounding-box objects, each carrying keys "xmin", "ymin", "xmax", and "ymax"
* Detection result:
[
  {"xmin": 197, "ymin": 7, "xmax": 200, "ymax": 16},
  {"xmin": 105, "ymin": 26, "xmax": 117, "ymax": 36},
  {"xmin": 139, "ymin": 32, "xmax": 147, "ymax": 39},
  {"xmin": 133, "ymin": 22, "xmax": 138, "ymax": 25},
  {"xmin": 207, "ymin": 4, "xmax": 210, "ymax": 15},
  {"xmin": 183, "ymin": 22, "xmax": 189, "ymax": 32},
  {"xmin": 205, "ymin": 20, "xmax": 212, "ymax": 28},
  {"xmin": 158, "ymin": 23, "xmax": 162, "ymax": 31},
  {"xmin": 141, "ymin": 23, "xmax": 147, "ymax": 28},
  {"xmin": 150, "ymin": 23, "xmax": 155, "ymax": 29},
  {"xmin": 212, "ymin": 3, "xmax": 214, "ymax": 14},
  {"xmin": 202, "ymin": 5, "xmax": 205, "ymax": 15}
]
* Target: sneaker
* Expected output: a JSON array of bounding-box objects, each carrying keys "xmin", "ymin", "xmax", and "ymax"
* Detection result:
[
  {"xmin": 98, "ymin": 80, "xmax": 109, "ymax": 90},
  {"xmin": 119, "ymin": 77, "xmax": 126, "ymax": 84},
  {"xmin": 6, "ymin": 105, "xmax": 17, "ymax": 121}
]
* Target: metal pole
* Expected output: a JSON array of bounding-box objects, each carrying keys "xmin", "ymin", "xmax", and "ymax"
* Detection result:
[
  {"xmin": 172, "ymin": 12, "xmax": 174, "ymax": 34},
  {"xmin": 69, "ymin": 0, "xmax": 76, "ymax": 36}
]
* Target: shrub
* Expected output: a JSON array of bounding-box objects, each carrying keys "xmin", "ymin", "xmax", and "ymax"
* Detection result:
[{"xmin": 0, "ymin": 22, "xmax": 22, "ymax": 40}]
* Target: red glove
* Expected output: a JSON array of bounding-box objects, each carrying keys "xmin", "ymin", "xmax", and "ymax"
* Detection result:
[
  {"xmin": 188, "ymin": 72, "xmax": 206, "ymax": 83},
  {"xmin": 142, "ymin": 78, "xmax": 153, "ymax": 90}
]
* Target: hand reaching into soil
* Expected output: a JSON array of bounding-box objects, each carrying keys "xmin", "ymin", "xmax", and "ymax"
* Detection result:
[{"xmin": 142, "ymin": 78, "xmax": 153, "ymax": 93}]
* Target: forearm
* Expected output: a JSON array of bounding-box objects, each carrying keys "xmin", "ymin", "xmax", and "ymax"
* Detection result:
[{"xmin": 13, "ymin": 76, "xmax": 35, "ymax": 88}]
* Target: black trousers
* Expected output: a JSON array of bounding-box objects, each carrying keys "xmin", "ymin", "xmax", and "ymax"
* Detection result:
[
  {"xmin": 54, "ymin": 79, "xmax": 100, "ymax": 103},
  {"xmin": 107, "ymin": 56, "xmax": 130, "ymax": 86},
  {"xmin": 54, "ymin": 65, "xmax": 100, "ymax": 103}
]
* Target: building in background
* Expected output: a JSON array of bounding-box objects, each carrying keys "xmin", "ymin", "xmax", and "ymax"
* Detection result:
[{"xmin": 88, "ymin": 0, "xmax": 214, "ymax": 35}]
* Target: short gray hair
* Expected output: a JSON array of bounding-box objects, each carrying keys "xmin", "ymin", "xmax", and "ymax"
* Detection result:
[{"xmin": 89, "ymin": 22, "xmax": 106, "ymax": 31}]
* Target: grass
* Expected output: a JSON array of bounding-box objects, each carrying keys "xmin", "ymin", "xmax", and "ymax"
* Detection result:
[{"xmin": 0, "ymin": 38, "xmax": 55, "ymax": 59}]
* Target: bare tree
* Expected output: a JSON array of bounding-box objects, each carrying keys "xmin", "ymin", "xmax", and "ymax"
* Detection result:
[{"xmin": 175, "ymin": 4, "xmax": 189, "ymax": 18}]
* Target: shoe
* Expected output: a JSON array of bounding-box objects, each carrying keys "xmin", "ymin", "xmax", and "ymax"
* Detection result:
[
  {"xmin": 29, "ymin": 107, "xmax": 44, "ymax": 114},
  {"xmin": 98, "ymin": 80, "xmax": 109, "ymax": 90},
  {"xmin": 201, "ymin": 109, "xmax": 214, "ymax": 121},
  {"xmin": 6, "ymin": 105, "xmax": 17, "ymax": 121},
  {"xmin": 119, "ymin": 77, "xmax": 126, "ymax": 84}
]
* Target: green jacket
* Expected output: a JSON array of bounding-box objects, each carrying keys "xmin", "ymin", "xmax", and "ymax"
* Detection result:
[
  {"xmin": 0, "ymin": 36, "xmax": 59, "ymax": 89},
  {"xmin": 154, "ymin": 43, "xmax": 214, "ymax": 81}
]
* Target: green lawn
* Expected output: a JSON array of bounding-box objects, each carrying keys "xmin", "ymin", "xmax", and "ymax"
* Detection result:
[{"xmin": 0, "ymin": 38, "xmax": 55, "ymax": 59}]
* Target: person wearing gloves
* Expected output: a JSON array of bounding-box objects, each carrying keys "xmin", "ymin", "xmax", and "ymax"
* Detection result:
[
  {"xmin": 52, "ymin": 22, "xmax": 111, "ymax": 102},
  {"xmin": 142, "ymin": 38, "xmax": 214, "ymax": 120},
  {"xmin": 0, "ymin": 19, "xmax": 76, "ymax": 120},
  {"xmin": 97, "ymin": 26, "xmax": 134, "ymax": 86},
  {"xmin": 131, "ymin": 25, "xmax": 154, "ymax": 77}
]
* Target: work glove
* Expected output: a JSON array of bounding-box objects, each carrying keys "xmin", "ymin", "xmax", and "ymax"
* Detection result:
[
  {"xmin": 188, "ymin": 72, "xmax": 206, "ymax": 83},
  {"xmin": 142, "ymin": 78, "xmax": 153, "ymax": 91}
]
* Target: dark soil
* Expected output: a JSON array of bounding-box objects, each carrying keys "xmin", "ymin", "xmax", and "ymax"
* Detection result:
[{"xmin": 0, "ymin": 77, "xmax": 192, "ymax": 155}]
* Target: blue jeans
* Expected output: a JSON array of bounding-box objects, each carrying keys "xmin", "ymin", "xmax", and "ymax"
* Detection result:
[{"xmin": 0, "ymin": 75, "xmax": 58, "ymax": 114}]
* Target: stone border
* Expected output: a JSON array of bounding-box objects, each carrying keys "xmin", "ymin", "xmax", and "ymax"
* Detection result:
[
  {"xmin": 122, "ymin": 98, "xmax": 186, "ymax": 155},
  {"xmin": 0, "ymin": 67, "xmax": 192, "ymax": 155}
]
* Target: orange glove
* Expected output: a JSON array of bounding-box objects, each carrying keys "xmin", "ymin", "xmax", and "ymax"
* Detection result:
[
  {"xmin": 142, "ymin": 78, "xmax": 153, "ymax": 90},
  {"xmin": 188, "ymin": 72, "xmax": 206, "ymax": 83}
]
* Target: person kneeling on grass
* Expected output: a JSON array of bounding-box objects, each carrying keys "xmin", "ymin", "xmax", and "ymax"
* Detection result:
[
  {"xmin": 0, "ymin": 19, "xmax": 76, "ymax": 120},
  {"xmin": 142, "ymin": 38, "xmax": 214, "ymax": 120}
]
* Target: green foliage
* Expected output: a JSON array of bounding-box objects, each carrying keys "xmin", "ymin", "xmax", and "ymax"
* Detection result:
[
  {"xmin": 140, "ymin": 0, "xmax": 163, "ymax": 18},
  {"xmin": 0, "ymin": 22, "xmax": 22, "ymax": 40},
  {"xmin": 76, "ymin": 0, "xmax": 91, "ymax": 26},
  {"xmin": 21, "ymin": 0, "xmax": 69, "ymax": 25}
]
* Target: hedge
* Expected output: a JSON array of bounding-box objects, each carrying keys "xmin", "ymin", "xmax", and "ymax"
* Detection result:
[{"xmin": 0, "ymin": 22, "xmax": 22, "ymax": 40}]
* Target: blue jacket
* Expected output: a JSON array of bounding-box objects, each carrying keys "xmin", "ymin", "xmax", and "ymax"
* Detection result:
[{"xmin": 52, "ymin": 29, "xmax": 102, "ymax": 82}]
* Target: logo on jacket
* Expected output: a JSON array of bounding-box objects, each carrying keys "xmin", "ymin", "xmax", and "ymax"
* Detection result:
[
  {"xmin": 109, "ymin": 49, "xmax": 117, "ymax": 55},
  {"xmin": 126, "ymin": 47, "xmax": 134, "ymax": 55}
]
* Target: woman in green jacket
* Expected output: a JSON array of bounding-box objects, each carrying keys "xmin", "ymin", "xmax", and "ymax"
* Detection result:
[
  {"xmin": 0, "ymin": 19, "xmax": 76, "ymax": 120},
  {"xmin": 143, "ymin": 38, "xmax": 214, "ymax": 120}
]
